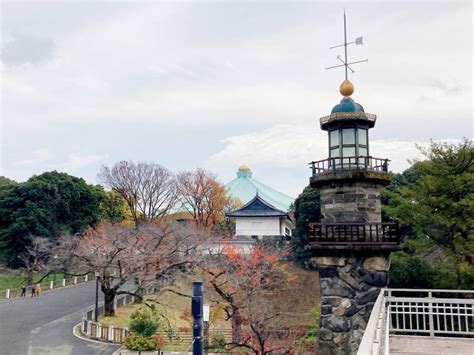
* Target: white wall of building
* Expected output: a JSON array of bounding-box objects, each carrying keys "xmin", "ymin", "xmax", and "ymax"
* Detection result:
[
  {"xmin": 235, "ymin": 217, "xmax": 281, "ymax": 237},
  {"xmin": 235, "ymin": 217, "xmax": 294, "ymax": 237}
]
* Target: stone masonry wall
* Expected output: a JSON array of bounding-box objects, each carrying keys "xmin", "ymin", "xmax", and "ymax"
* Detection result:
[
  {"xmin": 319, "ymin": 182, "xmax": 382, "ymax": 223},
  {"xmin": 310, "ymin": 254, "xmax": 390, "ymax": 355}
]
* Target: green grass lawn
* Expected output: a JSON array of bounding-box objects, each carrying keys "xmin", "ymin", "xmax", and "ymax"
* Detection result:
[{"xmin": 0, "ymin": 269, "xmax": 65, "ymax": 291}]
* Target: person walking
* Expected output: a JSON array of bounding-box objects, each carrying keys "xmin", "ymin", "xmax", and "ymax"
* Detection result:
[
  {"xmin": 35, "ymin": 283, "xmax": 41, "ymax": 297},
  {"xmin": 21, "ymin": 285, "xmax": 26, "ymax": 297},
  {"xmin": 31, "ymin": 286, "xmax": 36, "ymax": 298}
]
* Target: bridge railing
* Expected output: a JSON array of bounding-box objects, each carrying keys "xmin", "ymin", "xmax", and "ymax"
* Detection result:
[{"xmin": 358, "ymin": 288, "xmax": 474, "ymax": 355}]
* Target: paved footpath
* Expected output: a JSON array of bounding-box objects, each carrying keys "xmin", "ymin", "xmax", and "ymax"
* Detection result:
[{"xmin": 0, "ymin": 282, "xmax": 119, "ymax": 355}]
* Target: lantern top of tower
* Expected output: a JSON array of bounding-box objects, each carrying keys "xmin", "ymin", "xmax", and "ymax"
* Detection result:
[{"xmin": 320, "ymin": 80, "xmax": 376, "ymax": 131}]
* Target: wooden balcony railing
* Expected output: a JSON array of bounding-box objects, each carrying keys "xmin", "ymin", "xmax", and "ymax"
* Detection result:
[
  {"xmin": 309, "ymin": 156, "xmax": 389, "ymax": 176},
  {"xmin": 307, "ymin": 222, "xmax": 400, "ymax": 246}
]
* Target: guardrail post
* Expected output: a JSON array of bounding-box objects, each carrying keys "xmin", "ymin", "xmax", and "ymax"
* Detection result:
[
  {"xmin": 50, "ymin": 281, "xmax": 54, "ymax": 290},
  {"xmin": 74, "ymin": 276, "xmax": 77, "ymax": 285},
  {"xmin": 5, "ymin": 289, "xmax": 10, "ymax": 299},
  {"xmin": 85, "ymin": 274, "xmax": 88, "ymax": 282},
  {"xmin": 62, "ymin": 279, "xmax": 66, "ymax": 287},
  {"xmin": 108, "ymin": 325, "xmax": 114, "ymax": 341},
  {"xmin": 428, "ymin": 291, "xmax": 435, "ymax": 337}
]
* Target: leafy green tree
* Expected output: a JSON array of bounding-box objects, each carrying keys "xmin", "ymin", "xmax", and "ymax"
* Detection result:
[
  {"xmin": 0, "ymin": 171, "xmax": 105, "ymax": 267},
  {"xmin": 290, "ymin": 185, "xmax": 321, "ymax": 266},
  {"xmin": 384, "ymin": 139, "xmax": 474, "ymax": 288},
  {"xmin": 100, "ymin": 190, "xmax": 131, "ymax": 224},
  {"xmin": 0, "ymin": 176, "xmax": 17, "ymax": 199},
  {"xmin": 389, "ymin": 252, "xmax": 436, "ymax": 289}
]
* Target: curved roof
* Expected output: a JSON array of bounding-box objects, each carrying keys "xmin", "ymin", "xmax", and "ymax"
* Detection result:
[
  {"xmin": 331, "ymin": 97, "xmax": 365, "ymax": 114},
  {"xmin": 225, "ymin": 166, "xmax": 295, "ymax": 212},
  {"xmin": 226, "ymin": 194, "xmax": 288, "ymax": 218}
]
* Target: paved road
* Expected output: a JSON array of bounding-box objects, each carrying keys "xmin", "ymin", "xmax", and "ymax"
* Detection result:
[{"xmin": 0, "ymin": 282, "xmax": 119, "ymax": 355}]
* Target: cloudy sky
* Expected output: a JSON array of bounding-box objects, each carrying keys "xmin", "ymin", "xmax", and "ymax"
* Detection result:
[{"xmin": 1, "ymin": 1, "xmax": 472, "ymax": 197}]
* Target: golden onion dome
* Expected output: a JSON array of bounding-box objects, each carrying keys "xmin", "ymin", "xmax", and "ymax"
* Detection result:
[
  {"xmin": 339, "ymin": 79, "xmax": 355, "ymax": 97},
  {"xmin": 238, "ymin": 164, "xmax": 251, "ymax": 172}
]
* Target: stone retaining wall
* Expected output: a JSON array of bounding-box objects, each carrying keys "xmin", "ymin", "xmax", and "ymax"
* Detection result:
[{"xmin": 310, "ymin": 254, "xmax": 390, "ymax": 355}]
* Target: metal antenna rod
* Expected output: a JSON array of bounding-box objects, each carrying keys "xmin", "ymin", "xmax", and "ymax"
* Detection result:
[
  {"xmin": 325, "ymin": 11, "xmax": 367, "ymax": 80},
  {"xmin": 344, "ymin": 10, "xmax": 348, "ymax": 80}
]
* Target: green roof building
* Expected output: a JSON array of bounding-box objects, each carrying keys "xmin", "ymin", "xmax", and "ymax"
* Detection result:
[{"xmin": 225, "ymin": 165, "xmax": 295, "ymax": 212}]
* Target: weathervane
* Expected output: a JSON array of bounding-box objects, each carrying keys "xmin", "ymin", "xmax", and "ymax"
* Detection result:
[{"xmin": 326, "ymin": 10, "xmax": 368, "ymax": 80}]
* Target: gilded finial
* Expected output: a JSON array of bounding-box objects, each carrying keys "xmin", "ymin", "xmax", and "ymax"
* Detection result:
[{"xmin": 339, "ymin": 80, "xmax": 354, "ymax": 97}]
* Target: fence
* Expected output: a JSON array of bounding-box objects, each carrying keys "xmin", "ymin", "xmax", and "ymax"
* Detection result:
[
  {"xmin": 387, "ymin": 289, "xmax": 474, "ymax": 338},
  {"xmin": 307, "ymin": 222, "xmax": 399, "ymax": 246},
  {"xmin": 82, "ymin": 293, "xmax": 136, "ymax": 343},
  {"xmin": 309, "ymin": 156, "xmax": 389, "ymax": 176},
  {"xmin": 0, "ymin": 273, "xmax": 93, "ymax": 301},
  {"xmin": 358, "ymin": 288, "xmax": 474, "ymax": 355}
]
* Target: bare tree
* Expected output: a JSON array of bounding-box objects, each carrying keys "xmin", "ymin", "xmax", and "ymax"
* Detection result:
[
  {"xmin": 18, "ymin": 237, "xmax": 54, "ymax": 285},
  {"xmin": 98, "ymin": 161, "xmax": 178, "ymax": 224},
  {"xmin": 60, "ymin": 221, "xmax": 204, "ymax": 316},
  {"xmin": 177, "ymin": 169, "xmax": 231, "ymax": 229}
]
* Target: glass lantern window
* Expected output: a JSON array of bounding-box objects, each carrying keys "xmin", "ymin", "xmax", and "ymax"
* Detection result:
[
  {"xmin": 358, "ymin": 147, "xmax": 368, "ymax": 157},
  {"xmin": 342, "ymin": 128, "xmax": 355, "ymax": 145},
  {"xmin": 330, "ymin": 147, "xmax": 340, "ymax": 158},
  {"xmin": 342, "ymin": 146, "xmax": 356, "ymax": 157},
  {"xmin": 358, "ymin": 128, "xmax": 368, "ymax": 146},
  {"xmin": 329, "ymin": 130, "xmax": 339, "ymax": 148}
]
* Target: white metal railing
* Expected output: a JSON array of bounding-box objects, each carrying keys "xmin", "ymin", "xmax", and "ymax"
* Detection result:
[
  {"xmin": 358, "ymin": 288, "xmax": 474, "ymax": 355},
  {"xmin": 358, "ymin": 290, "xmax": 389, "ymax": 355}
]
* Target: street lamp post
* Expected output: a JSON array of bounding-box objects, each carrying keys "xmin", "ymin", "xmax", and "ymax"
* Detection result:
[
  {"xmin": 94, "ymin": 271, "xmax": 100, "ymax": 322},
  {"xmin": 203, "ymin": 304, "xmax": 210, "ymax": 355}
]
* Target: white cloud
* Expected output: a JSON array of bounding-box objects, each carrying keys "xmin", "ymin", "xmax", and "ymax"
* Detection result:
[
  {"xmin": 0, "ymin": 2, "xmax": 472, "ymax": 186},
  {"xmin": 205, "ymin": 123, "xmax": 468, "ymax": 196},
  {"xmin": 14, "ymin": 147, "xmax": 56, "ymax": 168}
]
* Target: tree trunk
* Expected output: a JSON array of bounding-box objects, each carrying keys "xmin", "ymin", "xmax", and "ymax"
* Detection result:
[
  {"xmin": 103, "ymin": 288, "xmax": 116, "ymax": 316},
  {"xmin": 231, "ymin": 310, "xmax": 243, "ymax": 343}
]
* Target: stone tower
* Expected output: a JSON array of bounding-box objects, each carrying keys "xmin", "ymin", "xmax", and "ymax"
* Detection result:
[{"xmin": 307, "ymin": 80, "xmax": 399, "ymax": 354}]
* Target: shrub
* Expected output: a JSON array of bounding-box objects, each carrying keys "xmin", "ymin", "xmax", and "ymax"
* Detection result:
[
  {"xmin": 124, "ymin": 333, "xmax": 158, "ymax": 351},
  {"xmin": 208, "ymin": 334, "xmax": 227, "ymax": 350},
  {"xmin": 129, "ymin": 307, "xmax": 160, "ymax": 337},
  {"xmin": 296, "ymin": 306, "xmax": 320, "ymax": 348}
]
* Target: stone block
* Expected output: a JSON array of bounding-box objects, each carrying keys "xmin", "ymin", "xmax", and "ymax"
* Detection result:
[
  {"xmin": 333, "ymin": 333, "xmax": 348, "ymax": 345},
  {"xmin": 345, "ymin": 304, "xmax": 362, "ymax": 317},
  {"xmin": 321, "ymin": 278, "xmax": 356, "ymax": 298},
  {"xmin": 363, "ymin": 271, "xmax": 388, "ymax": 287},
  {"xmin": 319, "ymin": 266, "xmax": 338, "ymax": 278},
  {"xmin": 355, "ymin": 289, "xmax": 380, "ymax": 306},
  {"xmin": 322, "ymin": 297, "xmax": 342, "ymax": 307},
  {"xmin": 363, "ymin": 257, "xmax": 390, "ymax": 272},
  {"xmin": 319, "ymin": 328, "xmax": 333, "ymax": 341},
  {"xmin": 341, "ymin": 299, "xmax": 352, "ymax": 308},
  {"xmin": 332, "ymin": 305, "xmax": 346, "ymax": 316},
  {"xmin": 339, "ymin": 271, "xmax": 361, "ymax": 290},
  {"xmin": 321, "ymin": 305, "xmax": 332, "ymax": 315},
  {"xmin": 313, "ymin": 257, "xmax": 346, "ymax": 267},
  {"xmin": 321, "ymin": 315, "xmax": 352, "ymax": 332}
]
